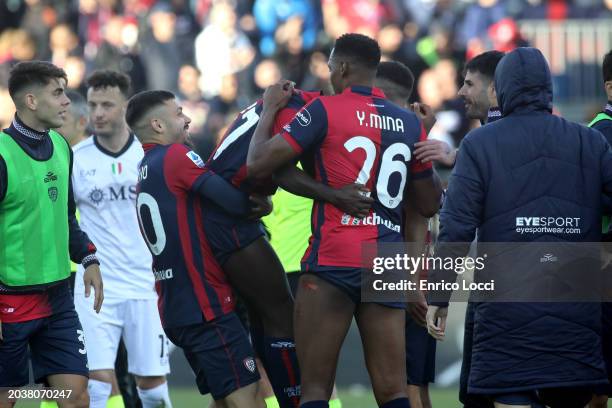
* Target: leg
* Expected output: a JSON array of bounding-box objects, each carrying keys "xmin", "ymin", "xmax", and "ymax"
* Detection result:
[
  {"xmin": 589, "ymin": 394, "xmax": 608, "ymax": 408},
  {"xmin": 122, "ymin": 299, "xmax": 172, "ymax": 408},
  {"xmin": 224, "ymin": 237, "xmax": 299, "ymax": 406},
  {"xmin": 114, "ymin": 339, "xmax": 139, "ymax": 408},
  {"xmin": 0, "ymin": 319, "xmax": 32, "ymax": 407},
  {"xmin": 222, "ymin": 382, "xmax": 266, "ymax": 408},
  {"xmin": 46, "ymin": 374, "xmax": 89, "ymax": 408},
  {"xmin": 295, "ymin": 274, "xmax": 355, "ymax": 404},
  {"xmin": 224, "ymin": 237, "xmax": 293, "ymax": 337},
  {"xmin": 355, "ymin": 303, "xmax": 408, "ymax": 406},
  {"xmin": 419, "ymin": 385, "xmax": 432, "ymax": 408},
  {"xmin": 73, "ymin": 295, "xmax": 123, "ymax": 407},
  {"xmin": 164, "ymin": 314, "xmax": 261, "ymax": 408},
  {"xmin": 406, "ymin": 385, "xmax": 422, "ymax": 408}
]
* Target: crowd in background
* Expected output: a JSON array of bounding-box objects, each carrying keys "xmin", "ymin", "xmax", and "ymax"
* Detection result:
[{"xmin": 1, "ymin": 0, "xmax": 611, "ymax": 156}]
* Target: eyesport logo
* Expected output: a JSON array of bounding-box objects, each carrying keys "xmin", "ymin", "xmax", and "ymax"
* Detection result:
[
  {"xmin": 296, "ymin": 108, "xmax": 311, "ymax": 127},
  {"xmin": 515, "ymin": 216, "xmax": 581, "ymax": 234}
]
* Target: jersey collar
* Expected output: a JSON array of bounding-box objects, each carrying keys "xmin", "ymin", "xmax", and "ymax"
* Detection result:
[
  {"xmin": 345, "ymin": 86, "xmax": 386, "ymax": 99},
  {"xmin": 604, "ymin": 101, "xmax": 612, "ymax": 116},
  {"xmin": 142, "ymin": 143, "xmax": 160, "ymax": 153}
]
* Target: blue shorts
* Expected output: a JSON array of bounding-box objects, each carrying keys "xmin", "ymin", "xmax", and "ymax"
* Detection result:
[
  {"xmin": 203, "ymin": 212, "xmax": 265, "ymax": 266},
  {"xmin": 493, "ymin": 391, "xmax": 539, "ymax": 405},
  {"xmin": 0, "ymin": 308, "xmax": 89, "ymax": 386},
  {"xmin": 405, "ymin": 316, "xmax": 436, "ymax": 385},
  {"xmin": 164, "ymin": 312, "xmax": 260, "ymax": 400},
  {"xmin": 306, "ymin": 268, "xmax": 405, "ymax": 309}
]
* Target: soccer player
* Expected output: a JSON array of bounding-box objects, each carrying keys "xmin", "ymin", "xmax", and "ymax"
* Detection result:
[
  {"xmin": 70, "ymin": 71, "xmax": 172, "ymax": 408},
  {"xmin": 59, "ymin": 91, "xmax": 89, "ymax": 148},
  {"xmin": 589, "ymin": 49, "xmax": 612, "ymax": 408},
  {"xmin": 413, "ymin": 50, "xmax": 505, "ymax": 167},
  {"xmin": 0, "ymin": 61, "xmax": 103, "ymax": 407},
  {"xmin": 127, "ymin": 90, "xmax": 267, "ymax": 408},
  {"xmin": 426, "ymin": 47, "xmax": 612, "ymax": 408},
  {"xmin": 247, "ymin": 33, "xmax": 442, "ymax": 408},
  {"xmin": 204, "ymin": 87, "xmax": 372, "ymax": 408},
  {"xmin": 417, "ymin": 51, "xmax": 505, "ymax": 408},
  {"xmin": 374, "ymin": 60, "xmax": 435, "ymax": 408}
]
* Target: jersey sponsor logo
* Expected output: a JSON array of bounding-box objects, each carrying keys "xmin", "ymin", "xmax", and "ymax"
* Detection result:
[
  {"xmin": 44, "ymin": 171, "xmax": 57, "ymax": 183},
  {"xmin": 341, "ymin": 212, "xmax": 401, "ymax": 233},
  {"xmin": 153, "ymin": 268, "xmax": 174, "ymax": 281},
  {"xmin": 356, "ymin": 110, "xmax": 405, "ymax": 133},
  {"xmin": 515, "ymin": 216, "xmax": 581, "ymax": 234},
  {"xmin": 270, "ymin": 341, "xmax": 296, "ymax": 348},
  {"xmin": 186, "ymin": 150, "xmax": 205, "ymax": 168},
  {"xmin": 80, "ymin": 169, "xmax": 96, "ymax": 177},
  {"xmin": 88, "ymin": 185, "xmax": 137, "ymax": 205},
  {"xmin": 296, "ymin": 108, "xmax": 311, "ymax": 127},
  {"xmin": 285, "ymin": 385, "xmax": 301, "ymax": 398},
  {"xmin": 283, "ymin": 124, "xmax": 291, "ymax": 133},
  {"xmin": 1, "ymin": 307, "xmax": 15, "ymax": 313},
  {"xmin": 77, "ymin": 329, "xmax": 86, "ymax": 355},
  {"xmin": 243, "ymin": 357, "xmax": 256, "ymax": 373},
  {"xmin": 48, "ymin": 187, "xmax": 58, "ymax": 202}
]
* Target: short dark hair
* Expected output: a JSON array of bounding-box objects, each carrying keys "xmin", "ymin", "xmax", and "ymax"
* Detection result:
[
  {"xmin": 333, "ymin": 33, "xmax": 381, "ymax": 70},
  {"xmin": 463, "ymin": 50, "xmax": 505, "ymax": 80},
  {"xmin": 126, "ymin": 90, "xmax": 175, "ymax": 129},
  {"xmin": 8, "ymin": 61, "xmax": 67, "ymax": 99},
  {"xmin": 66, "ymin": 90, "xmax": 87, "ymax": 118},
  {"xmin": 603, "ymin": 49, "xmax": 612, "ymax": 83},
  {"xmin": 86, "ymin": 70, "xmax": 132, "ymax": 97},
  {"xmin": 376, "ymin": 61, "xmax": 415, "ymax": 97}
]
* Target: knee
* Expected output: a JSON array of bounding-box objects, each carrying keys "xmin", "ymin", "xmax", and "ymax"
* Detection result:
[
  {"xmin": 135, "ymin": 375, "xmax": 166, "ymax": 390},
  {"xmin": 68, "ymin": 388, "xmax": 90, "ymax": 408},
  {"xmin": 371, "ymin": 375, "xmax": 406, "ymax": 404},
  {"xmin": 590, "ymin": 394, "xmax": 608, "ymax": 408}
]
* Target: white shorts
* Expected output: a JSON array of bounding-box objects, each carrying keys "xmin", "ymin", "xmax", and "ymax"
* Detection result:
[{"xmin": 74, "ymin": 296, "xmax": 171, "ymax": 376}]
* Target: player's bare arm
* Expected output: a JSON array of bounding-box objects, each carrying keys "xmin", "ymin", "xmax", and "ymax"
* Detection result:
[
  {"xmin": 404, "ymin": 197, "xmax": 429, "ymax": 327},
  {"xmin": 247, "ymin": 81, "xmax": 298, "ymax": 181},
  {"xmin": 83, "ymin": 263, "xmax": 103, "ymax": 313},
  {"xmin": 273, "ymin": 165, "xmax": 374, "ymax": 218},
  {"xmin": 407, "ymin": 175, "xmax": 442, "ymax": 218}
]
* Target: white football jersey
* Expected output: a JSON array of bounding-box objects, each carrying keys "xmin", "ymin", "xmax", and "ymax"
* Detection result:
[{"xmin": 72, "ymin": 135, "xmax": 156, "ymax": 299}]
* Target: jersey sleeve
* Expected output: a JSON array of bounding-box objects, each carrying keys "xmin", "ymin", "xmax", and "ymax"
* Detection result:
[
  {"xmin": 163, "ymin": 144, "xmax": 212, "ymax": 192},
  {"xmin": 279, "ymin": 98, "xmax": 328, "ymax": 155},
  {"xmin": 411, "ymin": 123, "xmax": 433, "ymax": 179}
]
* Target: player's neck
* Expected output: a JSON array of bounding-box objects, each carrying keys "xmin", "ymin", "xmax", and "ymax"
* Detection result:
[
  {"xmin": 96, "ymin": 126, "xmax": 131, "ymax": 153},
  {"xmin": 15, "ymin": 111, "xmax": 48, "ymax": 133}
]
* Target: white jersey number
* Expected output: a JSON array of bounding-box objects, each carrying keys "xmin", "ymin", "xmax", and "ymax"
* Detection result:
[
  {"xmin": 212, "ymin": 102, "xmax": 260, "ymax": 160},
  {"xmin": 136, "ymin": 193, "xmax": 167, "ymax": 255},
  {"xmin": 344, "ymin": 136, "xmax": 411, "ymax": 209}
]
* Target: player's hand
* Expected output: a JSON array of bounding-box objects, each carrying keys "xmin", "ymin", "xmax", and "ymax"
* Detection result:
[
  {"xmin": 408, "ymin": 290, "xmax": 428, "ymax": 327},
  {"xmin": 83, "ymin": 264, "xmax": 104, "ymax": 313},
  {"xmin": 410, "ymin": 102, "xmax": 436, "ymax": 134},
  {"xmin": 330, "ymin": 183, "xmax": 374, "ymax": 219},
  {"xmin": 426, "ymin": 305, "xmax": 448, "ymax": 341},
  {"xmin": 249, "ymin": 194, "xmax": 273, "ymax": 219},
  {"xmin": 414, "ymin": 139, "xmax": 457, "ymax": 167},
  {"xmin": 262, "ymin": 80, "xmax": 295, "ymax": 112}
]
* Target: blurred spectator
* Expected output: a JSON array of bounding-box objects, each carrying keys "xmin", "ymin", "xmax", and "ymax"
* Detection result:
[
  {"xmin": 322, "ymin": 0, "xmax": 382, "ymax": 39},
  {"xmin": 253, "ymin": 0, "xmax": 319, "ymax": 57},
  {"xmin": 64, "ymin": 54, "xmax": 88, "ymax": 94},
  {"xmin": 457, "ymin": 0, "xmax": 507, "ymax": 49},
  {"xmin": 195, "ymin": 0, "xmax": 255, "ymax": 97},
  {"xmin": 300, "ymin": 50, "xmax": 333, "ymax": 95},
  {"xmin": 0, "ymin": 29, "xmax": 36, "ymax": 64},
  {"xmin": 140, "ymin": 3, "xmax": 184, "ymax": 92},
  {"xmin": 177, "ymin": 64, "xmax": 213, "ymax": 157},
  {"xmin": 49, "ymin": 24, "xmax": 80, "ymax": 67},
  {"xmin": 253, "ymin": 58, "xmax": 282, "ymax": 91},
  {"xmin": 205, "ymin": 73, "xmax": 240, "ymax": 139},
  {"xmin": 0, "ymin": 85, "xmax": 15, "ymax": 130}
]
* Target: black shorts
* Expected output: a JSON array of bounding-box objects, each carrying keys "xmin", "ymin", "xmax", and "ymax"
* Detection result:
[
  {"xmin": 164, "ymin": 312, "xmax": 260, "ymax": 400},
  {"xmin": 203, "ymin": 214, "xmax": 265, "ymax": 266},
  {"xmin": 405, "ymin": 316, "xmax": 436, "ymax": 385},
  {"xmin": 0, "ymin": 308, "xmax": 89, "ymax": 386}
]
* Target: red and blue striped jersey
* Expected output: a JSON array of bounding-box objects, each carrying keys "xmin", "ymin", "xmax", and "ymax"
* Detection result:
[
  {"xmin": 207, "ymin": 90, "xmax": 321, "ymax": 195},
  {"xmin": 280, "ymin": 86, "xmax": 432, "ymax": 270},
  {"xmin": 136, "ymin": 143, "xmax": 234, "ymax": 328}
]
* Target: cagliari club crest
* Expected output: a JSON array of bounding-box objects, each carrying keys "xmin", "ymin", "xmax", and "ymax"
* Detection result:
[{"xmin": 48, "ymin": 187, "xmax": 58, "ymax": 202}]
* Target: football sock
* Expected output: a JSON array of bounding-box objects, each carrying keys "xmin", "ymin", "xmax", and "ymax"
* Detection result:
[
  {"xmin": 380, "ymin": 397, "xmax": 410, "ymax": 408},
  {"xmin": 263, "ymin": 336, "xmax": 301, "ymax": 408},
  {"xmin": 88, "ymin": 379, "xmax": 112, "ymax": 408},
  {"xmin": 300, "ymin": 402, "xmax": 328, "ymax": 408},
  {"xmin": 137, "ymin": 382, "xmax": 172, "ymax": 408},
  {"xmin": 106, "ymin": 394, "xmax": 126, "ymax": 407},
  {"xmin": 329, "ymin": 398, "xmax": 342, "ymax": 408}
]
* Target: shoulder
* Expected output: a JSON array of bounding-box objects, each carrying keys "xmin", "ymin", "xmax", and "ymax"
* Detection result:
[{"xmin": 72, "ymin": 136, "xmax": 95, "ymax": 155}]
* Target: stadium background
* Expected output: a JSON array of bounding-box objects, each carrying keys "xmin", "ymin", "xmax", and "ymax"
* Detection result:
[{"xmin": 1, "ymin": 0, "xmax": 610, "ymax": 405}]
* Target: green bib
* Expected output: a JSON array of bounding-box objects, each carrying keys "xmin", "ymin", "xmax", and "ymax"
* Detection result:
[
  {"xmin": 589, "ymin": 112, "xmax": 612, "ymax": 234},
  {"xmin": 0, "ymin": 130, "xmax": 70, "ymax": 286}
]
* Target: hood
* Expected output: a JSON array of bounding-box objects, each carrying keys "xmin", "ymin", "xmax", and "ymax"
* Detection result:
[{"xmin": 495, "ymin": 47, "xmax": 553, "ymax": 115}]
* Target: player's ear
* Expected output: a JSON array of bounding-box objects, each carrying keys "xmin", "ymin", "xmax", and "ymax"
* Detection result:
[
  {"xmin": 24, "ymin": 91, "xmax": 37, "ymax": 111},
  {"xmin": 151, "ymin": 117, "xmax": 164, "ymax": 134},
  {"xmin": 605, "ymin": 80, "xmax": 612, "ymax": 95}
]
